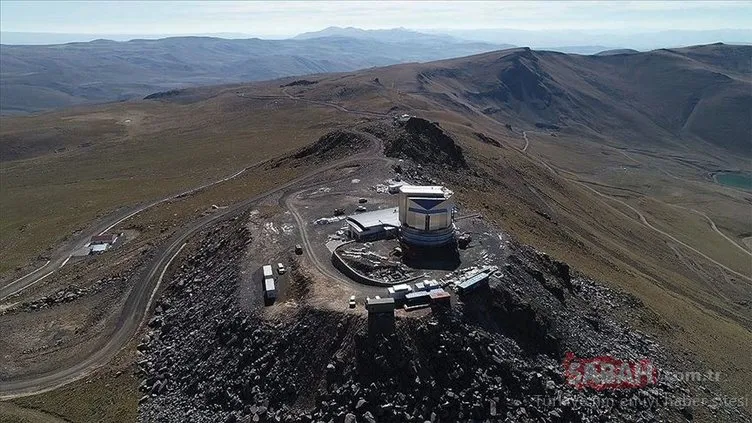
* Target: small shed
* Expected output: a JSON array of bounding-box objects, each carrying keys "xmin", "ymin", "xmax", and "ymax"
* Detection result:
[
  {"xmin": 90, "ymin": 234, "xmax": 118, "ymax": 245},
  {"xmin": 366, "ymin": 297, "xmax": 396, "ymax": 313},
  {"xmin": 429, "ymin": 288, "xmax": 451, "ymax": 305}
]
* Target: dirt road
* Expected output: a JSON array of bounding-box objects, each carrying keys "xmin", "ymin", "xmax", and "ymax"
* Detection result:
[
  {"xmin": 0, "ymin": 132, "xmax": 388, "ymax": 399},
  {"xmin": 281, "ymin": 142, "xmax": 394, "ymax": 298},
  {"xmin": 0, "ymin": 166, "xmax": 255, "ymax": 301},
  {"xmin": 281, "ymin": 87, "xmax": 389, "ymax": 118}
]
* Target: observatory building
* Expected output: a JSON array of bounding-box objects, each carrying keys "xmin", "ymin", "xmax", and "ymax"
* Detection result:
[{"xmin": 398, "ymin": 185, "xmax": 456, "ymax": 247}]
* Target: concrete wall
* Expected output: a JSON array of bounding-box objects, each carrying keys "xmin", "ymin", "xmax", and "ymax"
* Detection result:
[
  {"xmin": 331, "ymin": 247, "xmax": 395, "ymax": 287},
  {"xmin": 331, "ymin": 244, "xmax": 419, "ymax": 288}
]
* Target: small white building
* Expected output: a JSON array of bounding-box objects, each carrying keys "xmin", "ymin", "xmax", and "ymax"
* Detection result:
[
  {"xmin": 88, "ymin": 233, "xmax": 119, "ymax": 255},
  {"xmin": 387, "ymin": 283, "xmax": 414, "ymax": 300},
  {"xmin": 89, "ymin": 243, "xmax": 108, "ymax": 254}
]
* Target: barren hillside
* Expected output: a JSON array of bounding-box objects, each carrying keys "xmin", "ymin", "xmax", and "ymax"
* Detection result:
[
  {"xmin": 1, "ymin": 43, "xmax": 750, "ymax": 422},
  {"xmin": 0, "ymin": 34, "xmax": 505, "ymax": 114}
]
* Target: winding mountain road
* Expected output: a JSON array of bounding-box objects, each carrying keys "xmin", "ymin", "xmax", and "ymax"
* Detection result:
[
  {"xmin": 282, "ymin": 132, "xmax": 394, "ymax": 297},
  {"xmin": 570, "ymin": 177, "xmax": 752, "ymax": 285},
  {"xmin": 0, "ymin": 166, "xmax": 255, "ymax": 302},
  {"xmin": 0, "ymin": 131, "xmax": 388, "ymax": 399},
  {"xmin": 280, "ymin": 87, "xmax": 390, "ymax": 118}
]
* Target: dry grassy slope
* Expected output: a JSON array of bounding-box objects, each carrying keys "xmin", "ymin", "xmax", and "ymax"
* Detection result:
[
  {"xmin": 415, "ymin": 116, "xmax": 752, "ymax": 401},
  {"xmin": 1, "ymin": 43, "xmax": 750, "ymax": 403},
  {"xmin": 0, "ymin": 91, "xmax": 363, "ymax": 274},
  {"xmin": 275, "ymin": 45, "xmax": 752, "ymax": 398}
]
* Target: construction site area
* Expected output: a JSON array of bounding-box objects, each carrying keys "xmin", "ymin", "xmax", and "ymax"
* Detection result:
[
  {"xmin": 135, "ymin": 126, "xmax": 721, "ymax": 422},
  {"xmin": 245, "ymin": 140, "xmax": 512, "ymax": 329}
]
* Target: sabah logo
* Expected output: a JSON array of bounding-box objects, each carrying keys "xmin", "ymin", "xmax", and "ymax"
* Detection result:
[{"xmin": 563, "ymin": 352, "xmax": 658, "ymax": 390}]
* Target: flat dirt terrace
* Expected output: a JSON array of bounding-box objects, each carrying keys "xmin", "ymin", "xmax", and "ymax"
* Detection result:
[{"xmin": 261, "ymin": 151, "xmax": 511, "ymax": 309}]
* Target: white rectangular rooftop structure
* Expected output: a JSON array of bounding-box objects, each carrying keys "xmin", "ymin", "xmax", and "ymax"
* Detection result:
[
  {"xmin": 398, "ymin": 185, "xmax": 449, "ymax": 198},
  {"xmin": 262, "ymin": 265, "xmax": 274, "ymax": 279},
  {"xmin": 90, "ymin": 243, "xmax": 108, "ymax": 253},
  {"xmin": 264, "ymin": 278, "xmax": 276, "ymax": 291},
  {"xmin": 391, "ymin": 284, "xmax": 412, "ymax": 292},
  {"xmin": 346, "ymin": 207, "xmax": 400, "ymax": 230}
]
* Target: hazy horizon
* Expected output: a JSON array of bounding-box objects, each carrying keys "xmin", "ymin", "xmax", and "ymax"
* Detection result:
[
  {"xmin": 2, "ymin": 0, "xmax": 751, "ymax": 48},
  {"xmin": 2, "ymin": 27, "xmax": 751, "ymax": 51}
]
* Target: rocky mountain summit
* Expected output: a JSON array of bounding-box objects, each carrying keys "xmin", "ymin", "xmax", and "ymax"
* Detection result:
[{"xmin": 136, "ymin": 210, "xmax": 747, "ymax": 422}]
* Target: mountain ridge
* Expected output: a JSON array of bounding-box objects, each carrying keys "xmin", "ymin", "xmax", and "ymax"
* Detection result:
[{"xmin": 0, "ymin": 34, "xmax": 506, "ymax": 114}]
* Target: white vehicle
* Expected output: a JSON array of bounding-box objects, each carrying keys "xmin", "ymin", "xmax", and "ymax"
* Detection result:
[
  {"xmin": 264, "ymin": 278, "xmax": 277, "ymax": 300},
  {"xmin": 277, "ymin": 262, "xmax": 287, "ymax": 275},
  {"xmin": 349, "ymin": 295, "xmax": 356, "ymax": 308},
  {"xmin": 262, "ymin": 264, "xmax": 274, "ymax": 279}
]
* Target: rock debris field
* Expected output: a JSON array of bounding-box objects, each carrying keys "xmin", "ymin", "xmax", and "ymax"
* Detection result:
[{"xmin": 136, "ymin": 212, "xmax": 747, "ymax": 423}]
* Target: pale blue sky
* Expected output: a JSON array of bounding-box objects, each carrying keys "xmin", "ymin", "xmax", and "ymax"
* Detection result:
[{"xmin": 1, "ymin": 1, "xmax": 750, "ymax": 39}]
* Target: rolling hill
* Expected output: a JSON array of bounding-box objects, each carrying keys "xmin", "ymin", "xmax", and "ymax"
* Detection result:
[
  {"xmin": 0, "ymin": 33, "xmax": 505, "ymax": 114},
  {"xmin": 1, "ymin": 43, "xmax": 751, "ymax": 420},
  {"xmin": 288, "ymin": 43, "xmax": 751, "ymax": 154}
]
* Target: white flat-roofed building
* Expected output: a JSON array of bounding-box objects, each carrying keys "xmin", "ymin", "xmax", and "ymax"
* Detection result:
[
  {"xmin": 387, "ymin": 283, "xmax": 414, "ymax": 300},
  {"xmin": 345, "ymin": 207, "xmax": 400, "ymax": 241},
  {"xmin": 89, "ymin": 243, "xmax": 108, "ymax": 254}
]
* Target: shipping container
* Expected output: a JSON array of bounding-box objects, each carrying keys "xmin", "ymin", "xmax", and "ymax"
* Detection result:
[
  {"xmin": 387, "ymin": 283, "xmax": 413, "ymax": 299},
  {"xmin": 429, "ymin": 288, "xmax": 451, "ymax": 305},
  {"xmin": 405, "ymin": 291, "xmax": 431, "ymax": 306},
  {"xmin": 424, "ymin": 279, "xmax": 440, "ymax": 290}
]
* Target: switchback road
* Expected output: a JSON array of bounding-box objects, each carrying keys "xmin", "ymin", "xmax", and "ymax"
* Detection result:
[{"xmin": 0, "ymin": 133, "xmax": 387, "ymax": 399}]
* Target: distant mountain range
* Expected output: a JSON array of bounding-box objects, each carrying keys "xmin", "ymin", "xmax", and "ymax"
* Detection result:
[
  {"xmin": 2, "ymin": 26, "xmax": 749, "ymax": 115},
  {"xmin": 428, "ymin": 28, "xmax": 752, "ymax": 51},
  {"xmin": 129, "ymin": 42, "xmax": 749, "ymax": 156},
  {"xmin": 0, "ymin": 30, "xmax": 509, "ymax": 114},
  {"xmin": 294, "ymin": 26, "xmax": 460, "ymax": 43}
]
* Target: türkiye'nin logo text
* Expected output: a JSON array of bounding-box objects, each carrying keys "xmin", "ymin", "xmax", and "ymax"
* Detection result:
[{"xmin": 563, "ymin": 352, "xmax": 658, "ymax": 390}]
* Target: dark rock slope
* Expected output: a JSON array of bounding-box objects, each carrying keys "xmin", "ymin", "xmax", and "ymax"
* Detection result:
[
  {"xmin": 370, "ymin": 118, "xmax": 467, "ymax": 169},
  {"xmin": 291, "ymin": 130, "xmax": 373, "ymax": 163},
  {"xmin": 137, "ymin": 210, "xmax": 748, "ymax": 423}
]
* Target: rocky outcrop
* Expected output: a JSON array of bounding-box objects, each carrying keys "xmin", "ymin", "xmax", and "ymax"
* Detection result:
[
  {"xmin": 292, "ymin": 130, "xmax": 372, "ymax": 163},
  {"xmin": 282, "ymin": 79, "xmax": 319, "ymax": 87},
  {"xmin": 6, "ymin": 276, "xmax": 128, "ymax": 313},
  {"xmin": 143, "ymin": 89, "xmax": 182, "ymax": 100},
  {"xmin": 137, "ymin": 208, "xmax": 748, "ymax": 423},
  {"xmin": 383, "ymin": 117, "xmax": 467, "ymax": 169}
]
